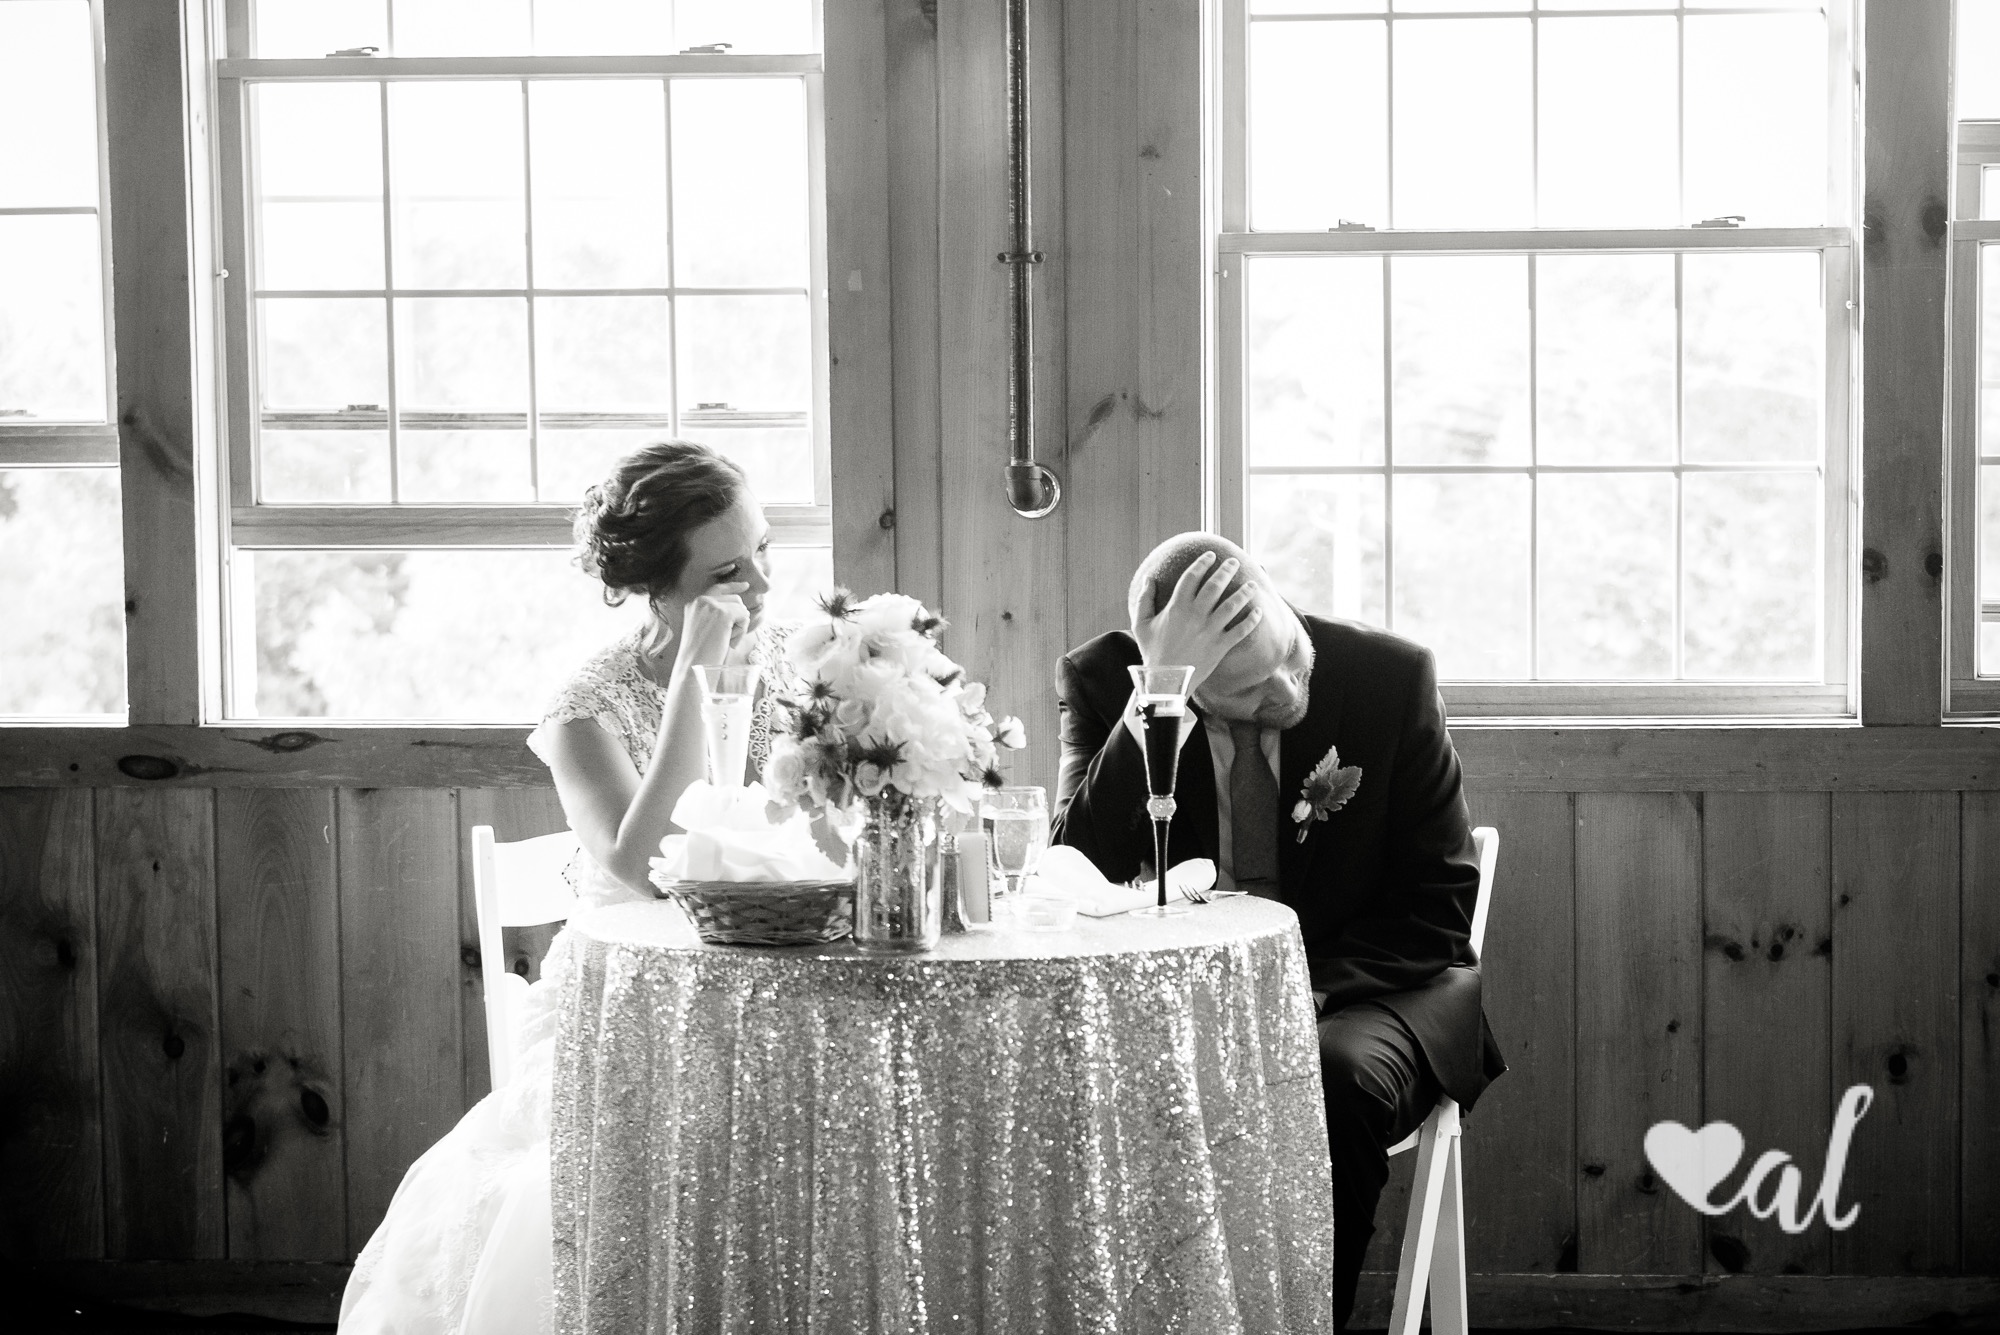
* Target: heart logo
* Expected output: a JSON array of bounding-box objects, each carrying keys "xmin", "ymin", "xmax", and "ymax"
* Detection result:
[{"xmin": 1643, "ymin": 1120, "xmax": 1745, "ymax": 1215}]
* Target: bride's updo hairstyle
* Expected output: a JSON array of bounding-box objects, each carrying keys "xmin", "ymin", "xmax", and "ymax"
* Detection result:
[{"xmin": 573, "ymin": 439, "xmax": 748, "ymax": 608}]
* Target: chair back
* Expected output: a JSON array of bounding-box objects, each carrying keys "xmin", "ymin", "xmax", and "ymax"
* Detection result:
[
  {"xmin": 470, "ymin": 825, "xmax": 580, "ymax": 1090},
  {"xmin": 1468, "ymin": 826, "xmax": 1499, "ymax": 956}
]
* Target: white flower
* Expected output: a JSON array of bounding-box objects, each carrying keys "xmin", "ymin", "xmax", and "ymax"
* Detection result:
[
  {"xmin": 767, "ymin": 748, "xmax": 806, "ymax": 794},
  {"xmin": 996, "ymin": 716, "xmax": 1027, "ymax": 750},
  {"xmin": 1291, "ymin": 799, "xmax": 1312, "ymax": 823},
  {"xmin": 957, "ymin": 680, "xmax": 987, "ymax": 715},
  {"xmin": 854, "ymin": 760, "xmax": 888, "ymax": 796}
]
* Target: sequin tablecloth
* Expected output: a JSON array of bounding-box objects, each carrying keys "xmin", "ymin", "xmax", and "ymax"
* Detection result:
[{"xmin": 550, "ymin": 896, "xmax": 1333, "ymax": 1335}]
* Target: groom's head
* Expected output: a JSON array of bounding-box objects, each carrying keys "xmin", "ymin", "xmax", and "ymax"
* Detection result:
[{"xmin": 1130, "ymin": 533, "xmax": 1313, "ymax": 727}]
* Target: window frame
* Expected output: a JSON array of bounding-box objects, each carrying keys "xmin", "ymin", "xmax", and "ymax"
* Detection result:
[
  {"xmin": 1212, "ymin": 0, "xmax": 1861, "ymax": 721},
  {"xmin": 1947, "ymin": 120, "xmax": 2000, "ymax": 716},
  {"xmin": 0, "ymin": 0, "xmax": 117, "ymax": 471},
  {"xmin": 208, "ymin": 9, "xmax": 835, "ymax": 723}
]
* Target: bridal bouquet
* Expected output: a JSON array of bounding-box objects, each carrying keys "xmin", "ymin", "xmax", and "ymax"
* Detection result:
[{"xmin": 763, "ymin": 591, "xmax": 1025, "ymax": 825}]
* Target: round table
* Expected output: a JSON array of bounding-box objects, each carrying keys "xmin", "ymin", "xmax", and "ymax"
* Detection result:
[{"xmin": 550, "ymin": 896, "xmax": 1334, "ymax": 1335}]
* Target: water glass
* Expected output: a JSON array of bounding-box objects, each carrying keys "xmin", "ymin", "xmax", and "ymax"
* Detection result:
[{"xmin": 982, "ymin": 786, "xmax": 1050, "ymax": 915}]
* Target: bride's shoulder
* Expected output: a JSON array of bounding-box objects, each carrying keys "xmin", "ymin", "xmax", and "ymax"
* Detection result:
[{"xmin": 544, "ymin": 627, "xmax": 651, "ymax": 719}]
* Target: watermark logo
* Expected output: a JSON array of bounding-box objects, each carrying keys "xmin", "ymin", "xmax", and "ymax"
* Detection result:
[{"xmin": 1642, "ymin": 1083, "xmax": 1873, "ymax": 1233}]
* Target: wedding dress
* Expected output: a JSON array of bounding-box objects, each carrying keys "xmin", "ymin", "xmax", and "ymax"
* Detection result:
[{"xmin": 338, "ymin": 622, "xmax": 800, "ymax": 1335}]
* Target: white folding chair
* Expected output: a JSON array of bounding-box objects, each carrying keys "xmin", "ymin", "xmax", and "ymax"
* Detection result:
[
  {"xmin": 1385, "ymin": 825, "xmax": 1498, "ymax": 1335},
  {"xmin": 470, "ymin": 825, "xmax": 581, "ymax": 1091}
]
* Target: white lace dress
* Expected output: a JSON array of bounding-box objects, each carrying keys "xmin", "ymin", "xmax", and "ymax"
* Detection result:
[{"xmin": 338, "ymin": 623, "xmax": 800, "ymax": 1335}]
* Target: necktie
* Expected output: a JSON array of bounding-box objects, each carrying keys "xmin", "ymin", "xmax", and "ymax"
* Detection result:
[{"xmin": 1229, "ymin": 721, "xmax": 1280, "ymax": 898}]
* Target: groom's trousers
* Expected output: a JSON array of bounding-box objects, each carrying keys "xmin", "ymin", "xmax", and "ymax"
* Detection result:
[{"xmin": 1319, "ymin": 999, "xmax": 1444, "ymax": 1333}]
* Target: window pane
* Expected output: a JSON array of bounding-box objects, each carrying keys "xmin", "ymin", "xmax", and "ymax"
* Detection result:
[
  {"xmin": 1537, "ymin": 18, "xmax": 1677, "ymax": 228},
  {"xmin": 1246, "ymin": 256, "xmax": 1384, "ymax": 467},
  {"xmin": 1536, "ymin": 253, "xmax": 1674, "ymax": 465},
  {"xmin": 395, "ymin": 297, "xmax": 529, "ymax": 410},
  {"xmin": 1538, "ymin": 472, "xmax": 1675, "ymax": 678},
  {"xmin": 259, "ymin": 297, "xmax": 388, "ymax": 410},
  {"xmin": 0, "ymin": 468, "xmax": 125, "ymax": 716},
  {"xmin": 1391, "ymin": 255, "xmax": 1528, "ymax": 465},
  {"xmin": 260, "ymin": 429, "xmax": 392, "ymax": 502},
  {"xmin": 242, "ymin": 549, "xmax": 642, "ymax": 719},
  {"xmin": 1984, "ymin": 465, "xmax": 2000, "ymax": 675},
  {"xmin": 1393, "ymin": 472, "xmax": 1530, "ymax": 678},
  {"xmin": 1249, "ymin": 473, "xmax": 1385, "ymax": 626},
  {"xmin": 670, "ymin": 79, "xmax": 811, "ymax": 289},
  {"xmin": 679, "ymin": 426, "xmax": 817, "ymax": 505},
  {"xmin": 1392, "ymin": 19, "xmax": 1531, "ymax": 229},
  {"xmin": 674, "ymin": 0, "xmax": 817, "ymax": 54},
  {"xmin": 676, "ymin": 295, "xmax": 811, "ymax": 413},
  {"xmin": 1684, "ymin": 472, "xmax": 1819, "ymax": 679},
  {"xmin": 252, "ymin": 83, "xmax": 384, "ymax": 291},
  {"xmin": 391, "ymin": 0, "xmax": 531, "ymax": 55},
  {"xmin": 767, "ymin": 543, "xmax": 834, "ymax": 618},
  {"xmin": 531, "ymin": 0, "xmax": 673, "ymax": 54},
  {"xmin": 400, "ymin": 431, "xmax": 533, "ymax": 501},
  {"xmin": 537, "ymin": 427, "xmax": 658, "ymax": 506},
  {"xmin": 0, "ymin": 0, "xmax": 98, "ymax": 210},
  {"xmin": 1960, "ymin": 0, "xmax": 2000, "ymax": 120},
  {"xmin": 0, "ymin": 214, "xmax": 106, "ymax": 421},
  {"xmin": 1684, "ymin": 13, "xmax": 1827, "ymax": 226},
  {"xmin": 390, "ymin": 82, "xmax": 526, "ymax": 290},
  {"xmin": 530, "ymin": 81, "xmax": 668, "ymax": 289},
  {"xmin": 536, "ymin": 296, "xmax": 673, "ymax": 410},
  {"xmin": 252, "ymin": 0, "xmax": 389, "ymax": 57},
  {"xmin": 1683, "ymin": 252, "xmax": 1822, "ymax": 463},
  {"xmin": 1984, "ymin": 245, "xmax": 2000, "ymax": 456},
  {"xmin": 1248, "ymin": 20, "xmax": 1387, "ymax": 232}
]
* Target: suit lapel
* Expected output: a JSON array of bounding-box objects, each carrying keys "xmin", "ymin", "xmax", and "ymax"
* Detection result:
[
  {"xmin": 1179, "ymin": 699, "xmax": 1219, "ymax": 861},
  {"xmin": 1278, "ymin": 612, "xmax": 1344, "ymax": 887}
]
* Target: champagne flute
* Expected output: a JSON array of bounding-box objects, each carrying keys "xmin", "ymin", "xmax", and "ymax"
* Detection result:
[
  {"xmin": 693, "ymin": 664, "xmax": 763, "ymax": 787},
  {"xmin": 1128, "ymin": 664, "xmax": 1195, "ymax": 916}
]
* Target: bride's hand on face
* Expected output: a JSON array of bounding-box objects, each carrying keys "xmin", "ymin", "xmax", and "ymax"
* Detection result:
[{"xmin": 676, "ymin": 580, "xmax": 752, "ymax": 669}]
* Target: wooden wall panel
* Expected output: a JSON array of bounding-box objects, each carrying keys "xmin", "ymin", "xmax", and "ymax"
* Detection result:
[
  {"xmin": 95, "ymin": 788, "xmax": 222, "ymax": 1259},
  {"xmin": 934, "ymin": 0, "xmax": 1069, "ymax": 796},
  {"xmin": 1700, "ymin": 792, "xmax": 1832, "ymax": 1276},
  {"xmin": 1830, "ymin": 791, "xmax": 1958, "ymax": 1273},
  {"xmin": 0, "ymin": 790, "xmax": 102, "ymax": 1258},
  {"xmin": 1462, "ymin": 791, "xmax": 1577, "ymax": 1273},
  {"xmin": 1575, "ymin": 793, "xmax": 1702, "ymax": 1274},
  {"xmin": 885, "ymin": 0, "xmax": 944, "ymax": 612},
  {"xmin": 337, "ymin": 789, "xmax": 462, "ymax": 1258},
  {"xmin": 1964, "ymin": 792, "xmax": 2000, "ymax": 1273},
  {"xmin": 215, "ymin": 789, "xmax": 345, "ymax": 1261},
  {"xmin": 455, "ymin": 788, "xmax": 570, "ymax": 1106}
]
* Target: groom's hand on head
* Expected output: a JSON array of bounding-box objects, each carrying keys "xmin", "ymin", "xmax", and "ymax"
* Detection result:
[{"xmin": 1132, "ymin": 550, "xmax": 1263, "ymax": 693}]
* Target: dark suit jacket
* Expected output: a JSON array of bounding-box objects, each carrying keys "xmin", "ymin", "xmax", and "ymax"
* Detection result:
[{"xmin": 1051, "ymin": 612, "xmax": 1507, "ymax": 1112}]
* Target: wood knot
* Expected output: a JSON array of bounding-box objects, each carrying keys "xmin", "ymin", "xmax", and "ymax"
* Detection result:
[
  {"xmin": 300, "ymin": 1087, "xmax": 331, "ymax": 1129},
  {"xmin": 1885, "ymin": 1049, "xmax": 1911, "ymax": 1083},
  {"xmin": 161, "ymin": 1032, "xmax": 186, "ymax": 1061},
  {"xmin": 461, "ymin": 946, "xmax": 482, "ymax": 970},
  {"xmin": 54, "ymin": 939, "xmax": 76, "ymax": 969},
  {"xmin": 1860, "ymin": 548, "xmax": 1887, "ymax": 583},
  {"xmin": 1709, "ymin": 1233, "xmax": 1751, "ymax": 1273},
  {"xmin": 1582, "ymin": 1162, "xmax": 1606, "ymax": 1177},
  {"xmin": 117, "ymin": 754, "xmax": 180, "ymax": 781},
  {"xmin": 1636, "ymin": 1170, "xmax": 1660, "ymax": 1195}
]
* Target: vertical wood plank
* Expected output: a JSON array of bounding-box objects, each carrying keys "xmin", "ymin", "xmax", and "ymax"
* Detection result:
[
  {"xmin": 96, "ymin": 787, "xmax": 223, "ymax": 1259},
  {"xmin": 1831, "ymin": 791, "xmax": 1959, "ymax": 1273},
  {"xmin": 215, "ymin": 789, "xmax": 345, "ymax": 1261},
  {"xmin": 1701, "ymin": 792, "xmax": 1833, "ymax": 1276},
  {"xmin": 1575, "ymin": 792, "xmax": 1702, "ymax": 1275},
  {"xmin": 825, "ymin": 0, "xmax": 899, "ymax": 596},
  {"xmin": 339, "ymin": 788, "xmax": 462, "ymax": 1258},
  {"xmin": 1062, "ymin": 0, "xmax": 1206, "ymax": 647},
  {"xmin": 455, "ymin": 788, "xmax": 570, "ymax": 1106},
  {"xmin": 1460, "ymin": 790, "xmax": 1577, "ymax": 1273},
  {"xmin": 1859, "ymin": 0, "xmax": 1950, "ymax": 724},
  {"xmin": 103, "ymin": 0, "xmax": 204, "ymax": 724},
  {"xmin": 886, "ymin": 0, "xmax": 943, "ymax": 611},
  {"xmin": 0, "ymin": 790, "xmax": 102, "ymax": 1258},
  {"xmin": 935, "ymin": 0, "xmax": 1068, "ymax": 794},
  {"xmin": 1964, "ymin": 791, "xmax": 2000, "ymax": 1273}
]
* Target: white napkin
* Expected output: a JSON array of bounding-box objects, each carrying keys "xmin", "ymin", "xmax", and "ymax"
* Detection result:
[
  {"xmin": 650, "ymin": 781, "xmax": 852, "ymax": 884},
  {"xmin": 1033, "ymin": 845, "xmax": 1217, "ymax": 917}
]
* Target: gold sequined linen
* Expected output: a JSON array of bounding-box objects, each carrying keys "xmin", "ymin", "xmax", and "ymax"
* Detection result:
[{"xmin": 551, "ymin": 897, "xmax": 1334, "ymax": 1334}]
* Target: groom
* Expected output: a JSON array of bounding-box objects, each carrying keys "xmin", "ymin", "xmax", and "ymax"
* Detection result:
[{"xmin": 1051, "ymin": 532, "xmax": 1506, "ymax": 1330}]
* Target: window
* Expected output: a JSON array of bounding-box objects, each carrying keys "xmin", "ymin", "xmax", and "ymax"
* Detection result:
[
  {"xmin": 1950, "ymin": 0, "xmax": 2000, "ymax": 713},
  {"xmin": 214, "ymin": 0, "xmax": 832, "ymax": 721},
  {"xmin": 1217, "ymin": 0, "xmax": 1855, "ymax": 717},
  {"xmin": 0, "ymin": 0, "xmax": 125, "ymax": 720}
]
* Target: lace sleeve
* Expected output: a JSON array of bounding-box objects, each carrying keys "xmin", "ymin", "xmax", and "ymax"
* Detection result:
[
  {"xmin": 524, "ymin": 631, "xmax": 662, "ymax": 774},
  {"xmin": 746, "ymin": 621, "xmax": 803, "ymax": 778}
]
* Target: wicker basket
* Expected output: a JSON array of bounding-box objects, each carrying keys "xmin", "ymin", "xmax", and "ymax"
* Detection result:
[{"xmin": 653, "ymin": 875, "xmax": 855, "ymax": 946}]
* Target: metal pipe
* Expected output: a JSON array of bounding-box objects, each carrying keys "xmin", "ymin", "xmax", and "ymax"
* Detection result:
[{"xmin": 1000, "ymin": 0, "xmax": 1060, "ymax": 519}]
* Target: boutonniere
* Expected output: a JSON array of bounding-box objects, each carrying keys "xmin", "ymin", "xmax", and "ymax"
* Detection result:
[{"xmin": 1291, "ymin": 746, "xmax": 1362, "ymax": 843}]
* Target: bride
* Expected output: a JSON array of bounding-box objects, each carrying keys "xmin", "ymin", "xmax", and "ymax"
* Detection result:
[{"xmin": 339, "ymin": 439, "xmax": 800, "ymax": 1334}]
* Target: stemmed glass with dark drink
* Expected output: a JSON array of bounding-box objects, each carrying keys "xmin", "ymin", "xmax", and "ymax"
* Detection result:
[{"xmin": 1128, "ymin": 664, "xmax": 1195, "ymax": 916}]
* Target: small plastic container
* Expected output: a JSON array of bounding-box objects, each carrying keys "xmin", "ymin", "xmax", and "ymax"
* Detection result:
[{"xmin": 1016, "ymin": 895, "xmax": 1076, "ymax": 933}]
